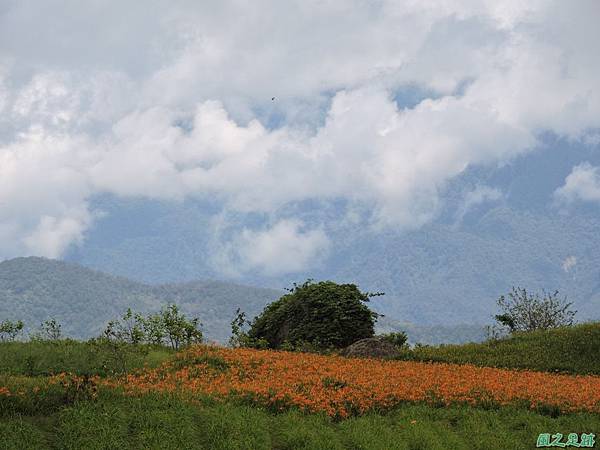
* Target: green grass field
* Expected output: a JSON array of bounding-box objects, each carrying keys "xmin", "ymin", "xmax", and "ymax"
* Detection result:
[
  {"xmin": 1, "ymin": 323, "xmax": 599, "ymax": 449},
  {"xmin": 2, "ymin": 390, "xmax": 599, "ymax": 450},
  {"xmin": 398, "ymin": 322, "xmax": 600, "ymax": 374},
  {"xmin": 0, "ymin": 340, "xmax": 173, "ymax": 377}
]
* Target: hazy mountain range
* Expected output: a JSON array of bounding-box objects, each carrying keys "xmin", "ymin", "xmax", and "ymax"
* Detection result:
[
  {"xmin": 0, "ymin": 257, "xmax": 486, "ymax": 344},
  {"xmin": 0, "ymin": 257, "xmax": 280, "ymax": 342}
]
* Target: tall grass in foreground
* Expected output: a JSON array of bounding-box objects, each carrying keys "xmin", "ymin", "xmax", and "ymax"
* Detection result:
[{"xmin": 1, "ymin": 390, "xmax": 599, "ymax": 450}]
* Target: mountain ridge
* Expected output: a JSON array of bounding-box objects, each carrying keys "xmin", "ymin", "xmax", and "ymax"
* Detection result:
[
  {"xmin": 0, "ymin": 257, "xmax": 487, "ymax": 344},
  {"xmin": 0, "ymin": 256, "xmax": 283, "ymax": 342}
]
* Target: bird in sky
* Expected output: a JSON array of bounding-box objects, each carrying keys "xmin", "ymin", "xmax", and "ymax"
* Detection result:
[{"xmin": 271, "ymin": 97, "xmax": 276, "ymax": 101}]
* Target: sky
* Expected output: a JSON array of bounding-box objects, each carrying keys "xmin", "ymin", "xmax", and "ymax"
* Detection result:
[{"xmin": 1, "ymin": 0, "xmax": 600, "ymax": 277}]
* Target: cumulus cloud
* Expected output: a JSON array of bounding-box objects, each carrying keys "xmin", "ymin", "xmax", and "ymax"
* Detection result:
[
  {"xmin": 0, "ymin": 127, "xmax": 94, "ymax": 258},
  {"xmin": 210, "ymin": 219, "xmax": 330, "ymax": 277},
  {"xmin": 555, "ymin": 163, "xmax": 600, "ymax": 204},
  {"xmin": 1, "ymin": 0, "xmax": 600, "ymax": 273}
]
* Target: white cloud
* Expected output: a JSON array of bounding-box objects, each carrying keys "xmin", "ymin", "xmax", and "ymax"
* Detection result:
[
  {"xmin": 23, "ymin": 208, "xmax": 92, "ymax": 258},
  {"xmin": 0, "ymin": 127, "xmax": 94, "ymax": 259},
  {"xmin": 562, "ymin": 255, "xmax": 577, "ymax": 273},
  {"xmin": 211, "ymin": 219, "xmax": 330, "ymax": 276},
  {"xmin": 454, "ymin": 185, "xmax": 503, "ymax": 225},
  {"xmin": 1, "ymin": 0, "xmax": 600, "ymax": 267},
  {"xmin": 555, "ymin": 163, "xmax": 600, "ymax": 204}
]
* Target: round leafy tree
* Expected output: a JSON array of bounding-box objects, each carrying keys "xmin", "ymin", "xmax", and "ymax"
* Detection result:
[{"xmin": 247, "ymin": 280, "xmax": 381, "ymax": 350}]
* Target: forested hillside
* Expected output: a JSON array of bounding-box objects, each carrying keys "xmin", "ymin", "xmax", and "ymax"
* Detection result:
[
  {"xmin": 0, "ymin": 257, "xmax": 487, "ymax": 344},
  {"xmin": 0, "ymin": 257, "xmax": 282, "ymax": 342}
]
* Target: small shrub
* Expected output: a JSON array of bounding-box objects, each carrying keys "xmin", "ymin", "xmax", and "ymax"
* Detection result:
[
  {"xmin": 228, "ymin": 308, "xmax": 260, "ymax": 348},
  {"xmin": 102, "ymin": 305, "xmax": 203, "ymax": 350},
  {"xmin": 0, "ymin": 320, "xmax": 24, "ymax": 342},
  {"xmin": 379, "ymin": 332, "xmax": 408, "ymax": 348},
  {"xmin": 31, "ymin": 318, "xmax": 63, "ymax": 341},
  {"xmin": 493, "ymin": 287, "xmax": 576, "ymax": 333},
  {"xmin": 103, "ymin": 308, "xmax": 145, "ymax": 345}
]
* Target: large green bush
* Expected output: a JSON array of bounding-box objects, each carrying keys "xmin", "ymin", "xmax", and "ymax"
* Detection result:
[{"xmin": 247, "ymin": 280, "xmax": 380, "ymax": 350}]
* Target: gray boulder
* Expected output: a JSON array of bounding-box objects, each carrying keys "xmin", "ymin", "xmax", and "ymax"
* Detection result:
[{"xmin": 340, "ymin": 337, "xmax": 402, "ymax": 359}]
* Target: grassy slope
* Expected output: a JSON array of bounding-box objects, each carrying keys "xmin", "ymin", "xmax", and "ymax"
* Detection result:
[
  {"xmin": 2, "ymin": 324, "xmax": 600, "ymax": 449},
  {"xmin": 2, "ymin": 392, "xmax": 599, "ymax": 450},
  {"xmin": 398, "ymin": 322, "xmax": 600, "ymax": 375},
  {"xmin": 0, "ymin": 340, "xmax": 173, "ymax": 377}
]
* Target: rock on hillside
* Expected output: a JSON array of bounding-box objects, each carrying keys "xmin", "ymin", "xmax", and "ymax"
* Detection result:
[{"xmin": 340, "ymin": 337, "xmax": 403, "ymax": 359}]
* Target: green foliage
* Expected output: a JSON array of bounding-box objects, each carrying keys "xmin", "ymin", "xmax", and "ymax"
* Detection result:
[
  {"xmin": 1, "ymin": 390, "xmax": 600, "ymax": 449},
  {"xmin": 157, "ymin": 304, "xmax": 203, "ymax": 350},
  {"xmin": 228, "ymin": 308, "xmax": 268, "ymax": 349},
  {"xmin": 103, "ymin": 308, "xmax": 145, "ymax": 344},
  {"xmin": 399, "ymin": 322, "xmax": 600, "ymax": 375},
  {"xmin": 38, "ymin": 318, "xmax": 62, "ymax": 341},
  {"xmin": 88, "ymin": 337, "xmax": 149, "ymax": 375},
  {"xmin": 378, "ymin": 331, "xmax": 408, "ymax": 348},
  {"xmin": 0, "ymin": 319, "xmax": 24, "ymax": 342},
  {"xmin": 493, "ymin": 287, "xmax": 576, "ymax": 334},
  {"xmin": 103, "ymin": 305, "xmax": 203, "ymax": 350},
  {"xmin": 248, "ymin": 280, "xmax": 380, "ymax": 350},
  {"xmin": 0, "ymin": 340, "xmax": 172, "ymax": 377},
  {"xmin": 141, "ymin": 312, "xmax": 165, "ymax": 346},
  {"xmin": 0, "ymin": 303, "xmax": 200, "ymax": 376},
  {"xmin": 229, "ymin": 308, "xmax": 248, "ymax": 347}
]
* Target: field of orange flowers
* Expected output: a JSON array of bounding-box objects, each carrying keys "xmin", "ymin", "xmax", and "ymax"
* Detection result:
[{"xmin": 92, "ymin": 345, "xmax": 600, "ymax": 418}]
